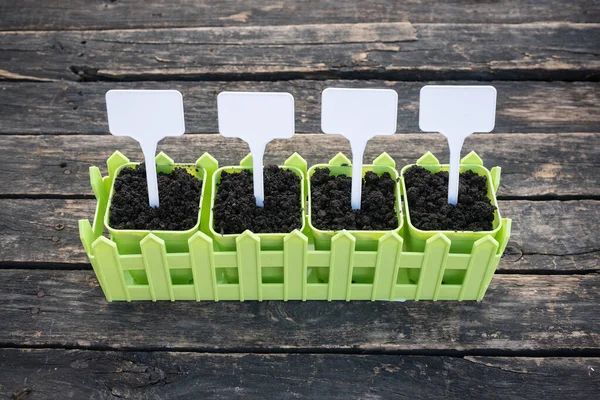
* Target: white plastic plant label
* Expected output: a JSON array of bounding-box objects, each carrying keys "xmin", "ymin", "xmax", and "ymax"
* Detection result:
[
  {"xmin": 217, "ymin": 92, "xmax": 295, "ymax": 207},
  {"xmin": 106, "ymin": 89, "xmax": 185, "ymax": 208},
  {"xmin": 419, "ymin": 85, "xmax": 496, "ymax": 205},
  {"xmin": 321, "ymin": 88, "xmax": 398, "ymax": 209}
]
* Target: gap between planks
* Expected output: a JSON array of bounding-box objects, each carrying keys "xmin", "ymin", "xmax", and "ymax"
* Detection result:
[{"xmin": 0, "ymin": 343, "xmax": 599, "ymax": 358}]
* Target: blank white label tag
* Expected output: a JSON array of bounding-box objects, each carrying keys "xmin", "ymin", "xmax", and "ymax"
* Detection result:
[
  {"xmin": 419, "ymin": 85, "xmax": 496, "ymax": 205},
  {"xmin": 217, "ymin": 92, "xmax": 295, "ymax": 207},
  {"xmin": 321, "ymin": 88, "xmax": 398, "ymax": 209},
  {"xmin": 106, "ymin": 89, "xmax": 185, "ymax": 208}
]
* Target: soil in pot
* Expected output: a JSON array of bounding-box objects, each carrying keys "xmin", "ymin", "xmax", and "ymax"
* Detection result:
[
  {"xmin": 403, "ymin": 165, "xmax": 496, "ymax": 231},
  {"xmin": 213, "ymin": 165, "xmax": 302, "ymax": 234},
  {"xmin": 310, "ymin": 168, "xmax": 398, "ymax": 231},
  {"xmin": 109, "ymin": 163, "xmax": 203, "ymax": 230}
]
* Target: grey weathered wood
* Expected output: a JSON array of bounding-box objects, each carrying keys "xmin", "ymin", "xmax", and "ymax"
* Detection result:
[
  {"xmin": 0, "ymin": 133, "xmax": 598, "ymax": 198},
  {"xmin": 1, "ymin": 23, "xmax": 598, "ymax": 81},
  {"xmin": 1, "ymin": 81, "xmax": 598, "ymax": 134},
  {"xmin": 502, "ymin": 201, "xmax": 600, "ymax": 271},
  {"xmin": 0, "ymin": 270, "xmax": 598, "ymax": 351},
  {"xmin": 1, "ymin": 0, "xmax": 598, "ymax": 30},
  {"xmin": 0, "ymin": 198, "xmax": 598, "ymax": 272},
  {"xmin": 0, "ymin": 350, "xmax": 598, "ymax": 400}
]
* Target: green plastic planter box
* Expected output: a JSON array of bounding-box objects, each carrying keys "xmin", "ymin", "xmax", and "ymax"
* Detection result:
[{"xmin": 79, "ymin": 151, "xmax": 511, "ymax": 302}]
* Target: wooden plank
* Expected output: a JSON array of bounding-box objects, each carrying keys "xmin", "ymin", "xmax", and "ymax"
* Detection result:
[
  {"xmin": 1, "ymin": 0, "xmax": 598, "ymax": 30},
  {"xmin": 1, "ymin": 23, "xmax": 598, "ymax": 81},
  {"xmin": 0, "ymin": 133, "xmax": 598, "ymax": 198},
  {"xmin": 0, "ymin": 199, "xmax": 598, "ymax": 272},
  {"xmin": 0, "ymin": 350, "xmax": 598, "ymax": 400},
  {"xmin": 0, "ymin": 81, "xmax": 598, "ymax": 135},
  {"xmin": 0, "ymin": 270, "xmax": 598, "ymax": 351}
]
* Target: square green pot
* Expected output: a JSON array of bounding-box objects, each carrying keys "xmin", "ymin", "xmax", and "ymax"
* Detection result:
[
  {"xmin": 104, "ymin": 154, "xmax": 205, "ymax": 258},
  {"xmin": 400, "ymin": 151, "xmax": 503, "ymax": 253},
  {"xmin": 308, "ymin": 152, "xmax": 403, "ymax": 251},
  {"xmin": 208, "ymin": 153, "xmax": 308, "ymax": 284},
  {"xmin": 307, "ymin": 152, "xmax": 403, "ymax": 283}
]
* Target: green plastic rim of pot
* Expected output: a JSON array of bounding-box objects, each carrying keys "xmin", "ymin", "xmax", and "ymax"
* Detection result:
[
  {"xmin": 208, "ymin": 152, "xmax": 308, "ymax": 253},
  {"xmin": 307, "ymin": 152, "xmax": 404, "ymax": 252},
  {"xmin": 400, "ymin": 151, "xmax": 503, "ymax": 253},
  {"xmin": 101, "ymin": 151, "xmax": 219, "ymax": 254}
]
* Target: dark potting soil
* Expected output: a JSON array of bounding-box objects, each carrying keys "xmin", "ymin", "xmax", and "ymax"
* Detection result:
[
  {"xmin": 212, "ymin": 165, "xmax": 302, "ymax": 234},
  {"xmin": 109, "ymin": 164, "xmax": 203, "ymax": 230},
  {"xmin": 310, "ymin": 168, "xmax": 398, "ymax": 231},
  {"xmin": 403, "ymin": 165, "xmax": 496, "ymax": 231}
]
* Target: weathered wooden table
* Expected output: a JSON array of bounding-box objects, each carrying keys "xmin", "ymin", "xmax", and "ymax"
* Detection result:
[{"xmin": 0, "ymin": 1, "xmax": 599, "ymax": 398}]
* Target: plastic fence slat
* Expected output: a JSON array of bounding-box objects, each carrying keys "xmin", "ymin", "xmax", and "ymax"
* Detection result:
[
  {"xmin": 328, "ymin": 231, "xmax": 355, "ymax": 301},
  {"xmin": 477, "ymin": 219, "xmax": 512, "ymax": 301},
  {"xmin": 490, "ymin": 166, "xmax": 501, "ymax": 193},
  {"xmin": 284, "ymin": 230, "xmax": 308, "ymax": 301},
  {"xmin": 285, "ymin": 153, "xmax": 308, "ymax": 195},
  {"xmin": 472, "ymin": 218, "xmax": 513, "ymax": 300},
  {"xmin": 189, "ymin": 232, "xmax": 218, "ymax": 301},
  {"xmin": 372, "ymin": 232, "xmax": 403, "ymax": 301},
  {"xmin": 373, "ymin": 152, "xmax": 396, "ymax": 168},
  {"xmin": 459, "ymin": 236, "xmax": 499, "ymax": 301},
  {"xmin": 236, "ymin": 231, "xmax": 262, "ymax": 301},
  {"xmin": 196, "ymin": 153, "xmax": 219, "ymax": 235},
  {"xmin": 78, "ymin": 219, "xmax": 94, "ymax": 256},
  {"xmin": 89, "ymin": 166, "xmax": 108, "ymax": 238},
  {"xmin": 496, "ymin": 218, "xmax": 513, "ymax": 255},
  {"xmin": 92, "ymin": 236, "xmax": 130, "ymax": 302},
  {"xmin": 141, "ymin": 234, "xmax": 174, "ymax": 301},
  {"xmin": 415, "ymin": 233, "xmax": 450, "ymax": 301},
  {"xmin": 477, "ymin": 255, "xmax": 502, "ymax": 301},
  {"xmin": 88, "ymin": 255, "xmax": 111, "ymax": 300},
  {"xmin": 106, "ymin": 151, "xmax": 130, "ymax": 178}
]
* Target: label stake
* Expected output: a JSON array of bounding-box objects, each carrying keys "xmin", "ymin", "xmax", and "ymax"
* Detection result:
[
  {"xmin": 419, "ymin": 85, "xmax": 496, "ymax": 205},
  {"xmin": 217, "ymin": 92, "xmax": 295, "ymax": 207},
  {"xmin": 321, "ymin": 88, "xmax": 398, "ymax": 210},
  {"xmin": 106, "ymin": 90, "xmax": 185, "ymax": 208}
]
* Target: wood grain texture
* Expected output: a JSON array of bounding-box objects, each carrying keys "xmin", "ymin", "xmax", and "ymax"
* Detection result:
[
  {"xmin": 0, "ymin": 0, "xmax": 598, "ymax": 30},
  {"xmin": 0, "ymin": 198, "xmax": 598, "ymax": 272},
  {"xmin": 0, "ymin": 270, "xmax": 598, "ymax": 351},
  {"xmin": 1, "ymin": 81, "xmax": 598, "ymax": 134},
  {"xmin": 1, "ymin": 23, "xmax": 599, "ymax": 81},
  {"xmin": 0, "ymin": 133, "xmax": 598, "ymax": 198},
  {"xmin": 0, "ymin": 350, "xmax": 598, "ymax": 400}
]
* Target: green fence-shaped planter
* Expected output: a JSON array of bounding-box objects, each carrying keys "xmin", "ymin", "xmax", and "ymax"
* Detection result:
[{"xmin": 79, "ymin": 151, "xmax": 511, "ymax": 302}]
